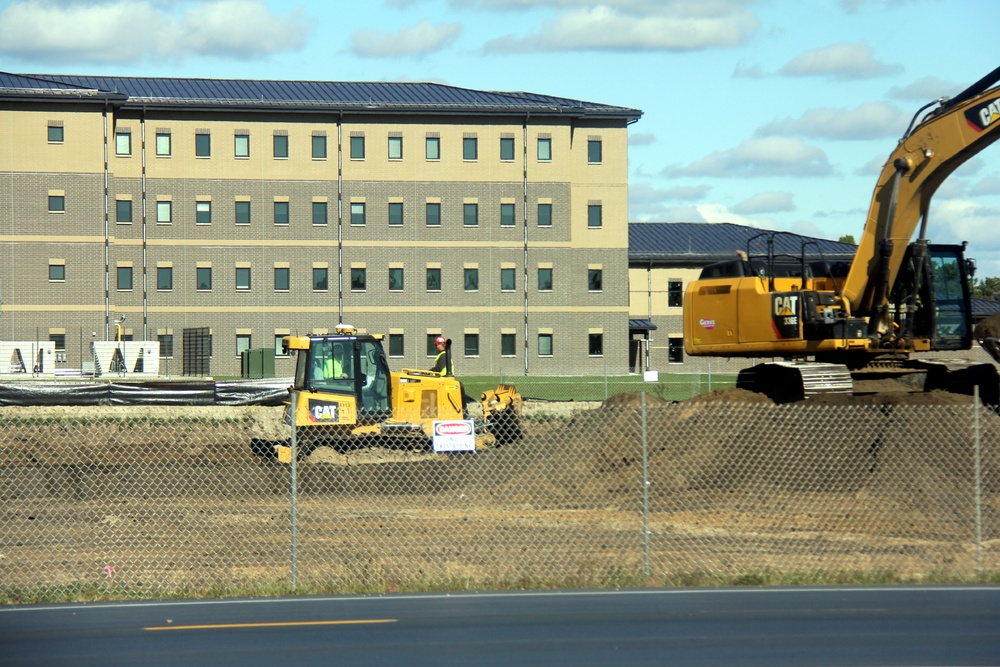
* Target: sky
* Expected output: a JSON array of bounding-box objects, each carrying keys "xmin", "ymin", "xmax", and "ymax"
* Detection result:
[{"xmin": 1, "ymin": 0, "xmax": 998, "ymax": 275}]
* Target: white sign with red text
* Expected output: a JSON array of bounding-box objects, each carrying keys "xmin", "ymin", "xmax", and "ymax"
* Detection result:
[{"xmin": 432, "ymin": 419, "xmax": 476, "ymax": 452}]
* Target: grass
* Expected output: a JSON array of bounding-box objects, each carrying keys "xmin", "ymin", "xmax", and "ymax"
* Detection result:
[
  {"xmin": 462, "ymin": 373, "xmax": 738, "ymax": 403},
  {"xmin": 5, "ymin": 569, "xmax": 997, "ymax": 604}
]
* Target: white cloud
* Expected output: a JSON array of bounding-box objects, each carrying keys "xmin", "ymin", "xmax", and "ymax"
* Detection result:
[
  {"xmin": 890, "ymin": 76, "xmax": 963, "ymax": 102},
  {"xmin": 662, "ymin": 137, "xmax": 834, "ymax": 178},
  {"xmin": 352, "ymin": 20, "xmax": 462, "ymax": 58},
  {"xmin": 969, "ymin": 175, "xmax": 1000, "ymax": 197},
  {"xmin": 732, "ymin": 191, "xmax": 795, "ymax": 215},
  {"xmin": 778, "ymin": 41, "xmax": 902, "ymax": 81},
  {"xmin": 628, "ymin": 132, "xmax": 656, "ymax": 146},
  {"xmin": 483, "ymin": 2, "xmax": 758, "ymax": 53},
  {"xmin": 756, "ymin": 102, "xmax": 909, "ymax": 140},
  {"xmin": 0, "ymin": 0, "xmax": 310, "ymax": 64},
  {"xmin": 932, "ymin": 198, "xmax": 1000, "ymax": 275}
]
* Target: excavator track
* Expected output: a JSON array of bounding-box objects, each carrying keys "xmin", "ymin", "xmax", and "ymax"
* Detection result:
[{"xmin": 737, "ymin": 361, "xmax": 853, "ymax": 404}]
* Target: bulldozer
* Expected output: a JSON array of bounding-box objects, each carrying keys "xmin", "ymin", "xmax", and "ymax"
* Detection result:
[{"xmin": 271, "ymin": 325, "xmax": 523, "ymax": 462}]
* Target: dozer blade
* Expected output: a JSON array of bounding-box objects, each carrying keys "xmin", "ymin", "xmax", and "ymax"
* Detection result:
[{"xmin": 481, "ymin": 384, "xmax": 524, "ymax": 445}]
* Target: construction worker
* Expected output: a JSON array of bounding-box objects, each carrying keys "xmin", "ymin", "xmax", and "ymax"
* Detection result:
[
  {"xmin": 322, "ymin": 343, "xmax": 350, "ymax": 379},
  {"xmin": 429, "ymin": 336, "xmax": 454, "ymax": 376}
]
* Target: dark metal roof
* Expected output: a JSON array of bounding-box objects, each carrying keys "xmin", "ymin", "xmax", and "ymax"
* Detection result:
[
  {"xmin": 629, "ymin": 222, "xmax": 857, "ymax": 267},
  {"xmin": 628, "ymin": 319, "xmax": 657, "ymax": 331},
  {"xmin": 0, "ymin": 71, "xmax": 641, "ymax": 120},
  {"xmin": 972, "ymin": 298, "xmax": 1000, "ymax": 319}
]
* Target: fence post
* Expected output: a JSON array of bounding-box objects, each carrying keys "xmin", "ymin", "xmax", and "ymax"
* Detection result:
[
  {"xmin": 974, "ymin": 386, "xmax": 983, "ymax": 579},
  {"xmin": 641, "ymin": 392, "xmax": 651, "ymax": 580},
  {"xmin": 290, "ymin": 390, "xmax": 299, "ymax": 589}
]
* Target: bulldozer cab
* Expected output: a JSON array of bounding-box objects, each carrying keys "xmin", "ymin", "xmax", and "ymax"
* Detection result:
[{"xmin": 289, "ymin": 333, "xmax": 392, "ymax": 422}]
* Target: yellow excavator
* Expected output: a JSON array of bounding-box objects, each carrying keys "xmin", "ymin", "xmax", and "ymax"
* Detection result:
[
  {"xmin": 684, "ymin": 64, "xmax": 1000, "ymax": 403},
  {"xmin": 272, "ymin": 325, "xmax": 523, "ymax": 462}
]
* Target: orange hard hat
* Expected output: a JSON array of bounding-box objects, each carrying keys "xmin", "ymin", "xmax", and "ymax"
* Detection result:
[{"xmin": 435, "ymin": 336, "xmax": 446, "ymax": 345}]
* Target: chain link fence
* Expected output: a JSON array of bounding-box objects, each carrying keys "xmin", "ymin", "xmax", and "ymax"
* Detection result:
[{"xmin": 1, "ymin": 393, "xmax": 997, "ymax": 601}]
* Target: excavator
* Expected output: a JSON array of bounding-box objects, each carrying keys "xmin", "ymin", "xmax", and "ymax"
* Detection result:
[
  {"xmin": 683, "ymin": 64, "xmax": 1000, "ymax": 404},
  {"xmin": 271, "ymin": 325, "xmax": 523, "ymax": 462}
]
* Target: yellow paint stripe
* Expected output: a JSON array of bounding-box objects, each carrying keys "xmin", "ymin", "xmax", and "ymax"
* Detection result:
[{"xmin": 145, "ymin": 618, "xmax": 396, "ymax": 631}]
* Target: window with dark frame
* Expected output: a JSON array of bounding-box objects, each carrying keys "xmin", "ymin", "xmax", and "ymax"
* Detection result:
[
  {"xmin": 463, "ymin": 136, "xmax": 478, "ymax": 160},
  {"xmin": 426, "ymin": 202, "xmax": 441, "ymax": 226},
  {"xmin": 47, "ymin": 124, "xmax": 64, "ymax": 143},
  {"xmin": 234, "ymin": 133, "xmax": 250, "ymax": 158},
  {"xmin": 313, "ymin": 267, "xmax": 328, "ymax": 291},
  {"xmin": 235, "ymin": 201, "xmax": 251, "ymax": 225},
  {"xmin": 274, "ymin": 267, "xmax": 290, "ymax": 291},
  {"xmin": 588, "ymin": 333, "xmax": 603, "ymax": 356},
  {"xmin": 538, "ymin": 268, "xmax": 553, "ymax": 291},
  {"xmin": 48, "ymin": 263, "xmax": 65, "ymax": 281},
  {"xmin": 195, "ymin": 133, "xmax": 211, "ymax": 157},
  {"xmin": 538, "ymin": 333, "xmax": 553, "ymax": 356},
  {"xmin": 273, "ymin": 134, "xmax": 288, "ymax": 159},
  {"xmin": 350, "ymin": 202, "xmax": 366, "ymax": 225},
  {"xmin": 587, "ymin": 139, "xmax": 602, "ymax": 163},
  {"xmin": 668, "ymin": 280, "xmax": 684, "ymax": 308},
  {"xmin": 196, "ymin": 201, "xmax": 212, "ymax": 224},
  {"xmin": 117, "ymin": 266, "xmax": 133, "ymax": 291},
  {"xmin": 426, "ymin": 268, "xmax": 441, "ymax": 291},
  {"xmin": 668, "ymin": 337, "xmax": 684, "ymax": 364},
  {"xmin": 389, "ymin": 267, "xmax": 404, "ymax": 291},
  {"xmin": 465, "ymin": 333, "xmax": 480, "ymax": 356},
  {"xmin": 351, "ymin": 267, "xmax": 366, "ymax": 291},
  {"xmin": 156, "ymin": 132, "xmax": 171, "ymax": 156},
  {"xmin": 388, "ymin": 202, "xmax": 404, "ymax": 226},
  {"xmin": 312, "ymin": 201, "xmax": 328, "ymax": 225},
  {"xmin": 425, "ymin": 136, "xmax": 440, "ymax": 160},
  {"xmin": 274, "ymin": 201, "xmax": 289, "ymax": 225},
  {"xmin": 116, "ymin": 199, "xmax": 132, "ymax": 223},
  {"xmin": 588, "ymin": 204, "xmax": 602, "ymax": 228},
  {"xmin": 537, "ymin": 137, "xmax": 551, "ymax": 161},
  {"xmin": 157, "ymin": 266, "xmax": 173, "ymax": 290},
  {"xmin": 312, "ymin": 135, "xmax": 328, "ymax": 159},
  {"xmin": 500, "ymin": 203, "xmax": 516, "ymax": 227},
  {"xmin": 388, "ymin": 136, "xmax": 403, "ymax": 160},
  {"xmin": 464, "ymin": 268, "xmax": 479, "ymax": 291},
  {"xmin": 236, "ymin": 267, "xmax": 251, "ymax": 291},
  {"xmin": 350, "ymin": 135, "xmax": 364, "ymax": 159},
  {"xmin": 464, "ymin": 203, "xmax": 478, "ymax": 227},
  {"xmin": 48, "ymin": 195, "xmax": 65, "ymax": 213},
  {"xmin": 196, "ymin": 267, "xmax": 212, "ymax": 291},
  {"xmin": 501, "ymin": 267, "xmax": 516, "ymax": 291},
  {"xmin": 500, "ymin": 137, "xmax": 515, "ymax": 161},
  {"xmin": 588, "ymin": 269, "xmax": 603, "ymax": 292},
  {"xmin": 501, "ymin": 333, "xmax": 516, "ymax": 357},
  {"xmin": 538, "ymin": 203, "xmax": 552, "ymax": 227},
  {"xmin": 389, "ymin": 333, "xmax": 404, "ymax": 356}
]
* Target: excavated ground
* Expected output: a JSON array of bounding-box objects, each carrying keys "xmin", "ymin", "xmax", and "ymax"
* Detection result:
[{"xmin": 1, "ymin": 384, "xmax": 998, "ymax": 591}]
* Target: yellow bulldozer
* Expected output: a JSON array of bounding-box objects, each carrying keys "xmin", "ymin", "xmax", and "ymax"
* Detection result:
[{"xmin": 272, "ymin": 325, "xmax": 523, "ymax": 462}]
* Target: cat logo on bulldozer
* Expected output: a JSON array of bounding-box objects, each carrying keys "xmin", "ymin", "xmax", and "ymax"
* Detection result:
[{"xmin": 309, "ymin": 401, "xmax": 339, "ymax": 422}]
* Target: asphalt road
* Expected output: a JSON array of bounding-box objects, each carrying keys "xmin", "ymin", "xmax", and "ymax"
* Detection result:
[{"xmin": 2, "ymin": 587, "xmax": 998, "ymax": 666}]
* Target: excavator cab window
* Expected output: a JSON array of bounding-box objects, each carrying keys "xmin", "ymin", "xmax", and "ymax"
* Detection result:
[
  {"xmin": 307, "ymin": 339, "xmax": 355, "ymax": 394},
  {"xmin": 357, "ymin": 339, "xmax": 391, "ymax": 418},
  {"xmin": 928, "ymin": 248, "xmax": 971, "ymax": 348}
]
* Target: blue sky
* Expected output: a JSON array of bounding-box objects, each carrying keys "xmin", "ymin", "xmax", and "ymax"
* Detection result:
[{"xmin": 1, "ymin": 0, "xmax": 998, "ymax": 274}]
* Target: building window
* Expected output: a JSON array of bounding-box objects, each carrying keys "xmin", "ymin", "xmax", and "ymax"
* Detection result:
[
  {"xmin": 389, "ymin": 333, "xmax": 404, "ymax": 357},
  {"xmin": 273, "ymin": 134, "xmax": 288, "ymax": 159},
  {"xmin": 465, "ymin": 333, "xmax": 480, "ymax": 357},
  {"xmin": 668, "ymin": 337, "xmax": 684, "ymax": 364},
  {"xmin": 588, "ymin": 139, "xmax": 602, "ymax": 163},
  {"xmin": 234, "ymin": 133, "xmax": 250, "ymax": 158},
  {"xmin": 500, "ymin": 203, "xmax": 516, "ymax": 227},
  {"xmin": 312, "ymin": 201, "xmax": 327, "ymax": 225},
  {"xmin": 50, "ymin": 333, "xmax": 66, "ymax": 352},
  {"xmin": 117, "ymin": 266, "xmax": 133, "ymax": 291},
  {"xmin": 236, "ymin": 334, "xmax": 252, "ymax": 357},
  {"xmin": 464, "ymin": 203, "xmax": 478, "ymax": 227},
  {"xmin": 313, "ymin": 267, "xmax": 328, "ymax": 291},
  {"xmin": 196, "ymin": 267, "xmax": 212, "ymax": 291},
  {"xmin": 497, "ymin": 334, "xmax": 516, "ymax": 359},
  {"xmin": 389, "ymin": 267, "xmax": 404, "ymax": 291},
  {"xmin": 538, "ymin": 203, "xmax": 552, "ymax": 227},
  {"xmin": 48, "ymin": 263, "xmax": 66, "ymax": 282},
  {"xmin": 425, "ymin": 335, "xmax": 439, "ymax": 357},
  {"xmin": 351, "ymin": 267, "xmax": 366, "ymax": 291},
  {"xmin": 538, "ymin": 268, "xmax": 553, "ymax": 291},
  {"xmin": 47, "ymin": 124, "xmax": 64, "ymax": 143},
  {"xmin": 236, "ymin": 267, "xmax": 251, "ymax": 291},
  {"xmin": 426, "ymin": 267, "xmax": 441, "ymax": 291},
  {"xmin": 538, "ymin": 333, "xmax": 553, "ymax": 357},
  {"xmin": 157, "ymin": 266, "xmax": 173, "ymax": 291},
  {"xmin": 156, "ymin": 200, "xmax": 172, "ymax": 224},
  {"xmin": 349, "ymin": 135, "xmax": 364, "ymax": 159},
  {"xmin": 388, "ymin": 202, "xmax": 404, "ymax": 226},
  {"xmin": 116, "ymin": 199, "xmax": 132, "ymax": 223},
  {"xmin": 195, "ymin": 133, "xmax": 211, "ymax": 157},
  {"xmin": 274, "ymin": 201, "xmax": 289, "ymax": 226},
  {"xmin": 588, "ymin": 268, "xmax": 603, "ymax": 292},
  {"xmin": 274, "ymin": 267, "xmax": 290, "ymax": 291},
  {"xmin": 668, "ymin": 280, "xmax": 683, "ymax": 308},
  {"xmin": 537, "ymin": 137, "xmax": 551, "ymax": 161},
  {"xmin": 587, "ymin": 204, "xmax": 602, "ymax": 228},
  {"xmin": 426, "ymin": 202, "xmax": 441, "ymax": 226},
  {"xmin": 350, "ymin": 202, "xmax": 366, "ymax": 225},
  {"xmin": 464, "ymin": 268, "xmax": 479, "ymax": 291},
  {"xmin": 48, "ymin": 195, "xmax": 65, "ymax": 213},
  {"xmin": 156, "ymin": 132, "xmax": 171, "ymax": 156},
  {"xmin": 158, "ymin": 334, "xmax": 174, "ymax": 358},
  {"xmin": 501, "ymin": 267, "xmax": 516, "ymax": 291},
  {"xmin": 115, "ymin": 131, "xmax": 131, "ymax": 156},
  {"xmin": 426, "ymin": 136, "xmax": 440, "ymax": 160},
  {"xmin": 463, "ymin": 136, "xmax": 478, "ymax": 160},
  {"xmin": 275, "ymin": 335, "xmax": 288, "ymax": 357},
  {"xmin": 196, "ymin": 201, "xmax": 212, "ymax": 224},
  {"xmin": 235, "ymin": 201, "xmax": 251, "ymax": 226},
  {"xmin": 312, "ymin": 135, "xmax": 327, "ymax": 159},
  {"xmin": 500, "ymin": 137, "xmax": 515, "ymax": 161},
  {"xmin": 388, "ymin": 136, "xmax": 403, "ymax": 160},
  {"xmin": 589, "ymin": 333, "xmax": 603, "ymax": 356}
]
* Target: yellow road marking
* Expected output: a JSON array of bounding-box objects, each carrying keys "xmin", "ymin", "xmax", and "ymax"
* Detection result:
[{"xmin": 145, "ymin": 619, "xmax": 397, "ymax": 631}]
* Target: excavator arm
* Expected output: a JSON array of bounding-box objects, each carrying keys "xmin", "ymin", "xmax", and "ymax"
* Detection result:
[{"xmin": 843, "ymin": 65, "xmax": 1000, "ymax": 317}]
